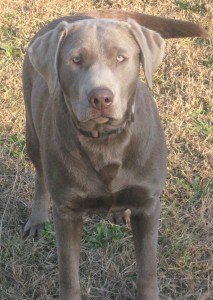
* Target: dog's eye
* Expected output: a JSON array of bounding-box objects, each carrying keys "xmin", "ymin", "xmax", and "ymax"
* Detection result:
[
  {"xmin": 116, "ymin": 55, "xmax": 125, "ymax": 62},
  {"xmin": 72, "ymin": 56, "xmax": 81, "ymax": 64}
]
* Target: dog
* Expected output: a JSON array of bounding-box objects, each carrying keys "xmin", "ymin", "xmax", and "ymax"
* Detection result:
[{"xmin": 23, "ymin": 10, "xmax": 207, "ymax": 300}]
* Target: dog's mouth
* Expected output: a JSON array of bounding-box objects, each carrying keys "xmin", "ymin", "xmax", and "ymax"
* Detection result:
[
  {"xmin": 93, "ymin": 116, "xmax": 110, "ymax": 124},
  {"xmin": 81, "ymin": 114, "xmax": 110, "ymax": 124},
  {"xmin": 80, "ymin": 113, "xmax": 121, "ymax": 127},
  {"xmin": 81, "ymin": 110, "xmax": 116, "ymax": 124},
  {"xmin": 74, "ymin": 110, "xmax": 131, "ymax": 139},
  {"xmin": 71, "ymin": 102, "xmax": 135, "ymax": 136},
  {"xmin": 80, "ymin": 113, "xmax": 126, "ymax": 128}
]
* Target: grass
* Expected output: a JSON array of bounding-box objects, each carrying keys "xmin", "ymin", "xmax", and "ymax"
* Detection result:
[
  {"xmin": 83, "ymin": 221, "xmax": 129, "ymax": 249},
  {"xmin": 0, "ymin": 0, "xmax": 212, "ymax": 299},
  {"xmin": 175, "ymin": 0, "xmax": 206, "ymax": 14}
]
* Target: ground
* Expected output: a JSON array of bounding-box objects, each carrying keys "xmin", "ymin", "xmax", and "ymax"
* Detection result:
[{"xmin": 0, "ymin": 0, "xmax": 212, "ymax": 299}]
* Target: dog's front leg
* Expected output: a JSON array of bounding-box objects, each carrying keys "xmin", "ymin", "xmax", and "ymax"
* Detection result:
[
  {"xmin": 53, "ymin": 206, "xmax": 83, "ymax": 300},
  {"xmin": 131, "ymin": 199, "xmax": 160, "ymax": 300}
]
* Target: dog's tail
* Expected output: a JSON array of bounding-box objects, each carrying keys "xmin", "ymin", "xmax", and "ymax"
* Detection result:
[{"xmin": 79, "ymin": 10, "xmax": 208, "ymax": 39}]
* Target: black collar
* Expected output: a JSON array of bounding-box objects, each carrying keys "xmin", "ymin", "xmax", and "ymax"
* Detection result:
[{"xmin": 78, "ymin": 126, "xmax": 124, "ymax": 139}]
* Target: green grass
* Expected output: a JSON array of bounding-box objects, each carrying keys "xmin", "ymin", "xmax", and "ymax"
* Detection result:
[
  {"xmin": 176, "ymin": 0, "xmax": 206, "ymax": 13},
  {"xmin": 83, "ymin": 221, "xmax": 129, "ymax": 248},
  {"xmin": 202, "ymin": 57, "xmax": 213, "ymax": 67},
  {"xmin": 1, "ymin": 134, "xmax": 27, "ymax": 159},
  {"xmin": 42, "ymin": 222, "xmax": 56, "ymax": 241},
  {"xmin": 41, "ymin": 220, "xmax": 129, "ymax": 247}
]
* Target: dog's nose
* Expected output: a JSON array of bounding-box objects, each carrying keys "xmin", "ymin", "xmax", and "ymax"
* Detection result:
[{"xmin": 88, "ymin": 88, "xmax": 114, "ymax": 110}]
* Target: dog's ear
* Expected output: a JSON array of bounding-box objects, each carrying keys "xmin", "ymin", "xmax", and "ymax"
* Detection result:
[
  {"xmin": 28, "ymin": 21, "xmax": 69, "ymax": 94},
  {"xmin": 128, "ymin": 19, "xmax": 165, "ymax": 89}
]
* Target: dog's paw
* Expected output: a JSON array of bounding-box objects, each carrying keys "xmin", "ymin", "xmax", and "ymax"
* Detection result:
[
  {"xmin": 111, "ymin": 209, "xmax": 131, "ymax": 228},
  {"xmin": 24, "ymin": 218, "xmax": 48, "ymax": 238}
]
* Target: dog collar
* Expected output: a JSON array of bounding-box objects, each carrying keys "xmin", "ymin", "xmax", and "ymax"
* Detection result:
[{"xmin": 79, "ymin": 126, "xmax": 124, "ymax": 139}]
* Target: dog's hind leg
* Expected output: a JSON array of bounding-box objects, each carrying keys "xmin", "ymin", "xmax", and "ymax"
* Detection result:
[{"xmin": 111, "ymin": 209, "xmax": 131, "ymax": 228}]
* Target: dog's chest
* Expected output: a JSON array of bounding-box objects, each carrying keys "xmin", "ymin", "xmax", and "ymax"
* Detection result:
[
  {"xmin": 99, "ymin": 163, "xmax": 120, "ymax": 188},
  {"xmin": 84, "ymin": 143, "xmax": 126, "ymax": 191}
]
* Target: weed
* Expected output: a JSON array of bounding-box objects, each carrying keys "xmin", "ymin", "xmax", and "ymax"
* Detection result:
[
  {"xmin": 189, "ymin": 177, "xmax": 210, "ymax": 207},
  {"xmin": 42, "ymin": 222, "xmax": 55, "ymax": 241},
  {"xmin": 83, "ymin": 221, "xmax": 128, "ymax": 248},
  {"xmin": 90, "ymin": 0, "xmax": 113, "ymax": 8},
  {"xmin": 202, "ymin": 57, "xmax": 213, "ymax": 67},
  {"xmin": 1, "ymin": 26, "xmax": 17, "ymax": 38},
  {"xmin": 176, "ymin": 0, "xmax": 206, "ymax": 13},
  {"xmin": 194, "ymin": 38, "xmax": 211, "ymax": 47},
  {"xmin": 5, "ymin": 46, "xmax": 21, "ymax": 59},
  {"xmin": 194, "ymin": 119, "xmax": 212, "ymax": 136},
  {"xmin": 2, "ymin": 134, "xmax": 27, "ymax": 159}
]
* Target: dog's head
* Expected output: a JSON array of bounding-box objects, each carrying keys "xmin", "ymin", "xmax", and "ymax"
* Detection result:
[{"xmin": 28, "ymin": 19, "xmax": 165, "ymax": 130}]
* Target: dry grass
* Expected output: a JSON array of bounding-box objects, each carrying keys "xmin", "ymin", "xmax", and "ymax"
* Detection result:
[{"xmin": 0, "ymin": 0, "xmax": 212, "ymax": 299}]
